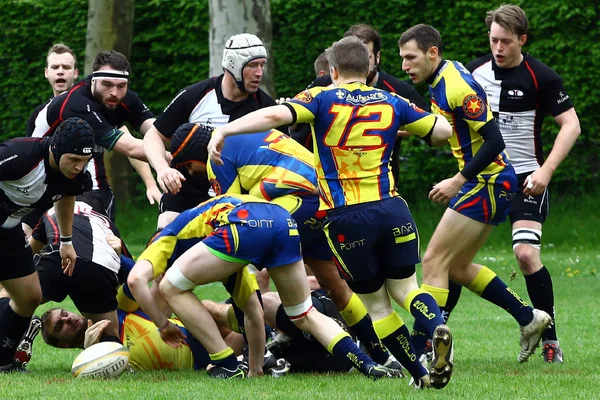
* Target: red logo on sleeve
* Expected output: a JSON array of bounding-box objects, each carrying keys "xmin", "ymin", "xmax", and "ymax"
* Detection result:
[
  {"xmin": 293, "ymin": 91, "xmax": 313, "ymax": 103},
  {"xmin": 462, "ymin": 94, "xmax": 485, "ymax": 118}
]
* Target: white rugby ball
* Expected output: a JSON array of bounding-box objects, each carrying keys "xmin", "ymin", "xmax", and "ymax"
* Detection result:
[{"xmin": 72, "ymin": 341, "xmax": 130, "ymax": 378}]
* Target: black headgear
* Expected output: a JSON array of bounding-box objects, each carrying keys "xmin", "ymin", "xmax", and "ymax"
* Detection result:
[
  {"xmin": 51, "ymin": 118, "xmax": 96, "ymax": 163},
  {"xmin": 171, "ymin": 123, "xmax": 214, "ymax": 168}
]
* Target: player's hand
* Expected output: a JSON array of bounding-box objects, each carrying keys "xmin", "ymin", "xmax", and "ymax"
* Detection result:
[
  {"xmin": 159, "ymin": 322, "xmax": 187, "ymax": 348},
  {"xmin": 106, "ymin": 234, "xmax": 122, "ymax": 256},
  {"xmin": 145, "ymin": 185, "xmax": 162, "ymax": 205},
  {"xmin": 429, "ymin": 175, "xmax": 465, "ymax": 205},
  {"xmin": 60, "ymin": 243, "xmax": 77, "ymax": 276},
  {"xmin": 84, "ymin": 319, "xmax": 110, "ymax": 349},
  {"xmin": 208, "ymin": 129, "xmax": 226, "ymax": 166},
  {"xmin": 156, "ymin": 166, "xmax": 186, "ymax": 195},
  {"xmin": 523, "ymin": 167, "xmax": 551, "ymax": 196}
]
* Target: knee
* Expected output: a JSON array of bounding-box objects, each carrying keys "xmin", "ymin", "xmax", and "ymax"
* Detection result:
[
  {"xmin": 13, "ymin": 285, "xmax": 42, "ymax": 315},
  {"xmin": 421, "ymin": 249, "xmax": 443, "ymax": 271},
  {"xmin": 513, "ymin": 245, "xmax": 542, "ymax": 274}
]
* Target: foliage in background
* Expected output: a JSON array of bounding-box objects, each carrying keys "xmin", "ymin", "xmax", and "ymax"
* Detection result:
[{"xmin": 1, "ymin": 0, "xmax": 598, "ymax": 202}]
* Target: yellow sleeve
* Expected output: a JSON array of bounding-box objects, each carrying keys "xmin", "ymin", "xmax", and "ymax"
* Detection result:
[
  {"xmin": 137, "ymin": 236, "xmax": 178, "ymax": 277},
  {"xmin": 402, "ymin": 114, "xmax": 437, "ymax": 138}
]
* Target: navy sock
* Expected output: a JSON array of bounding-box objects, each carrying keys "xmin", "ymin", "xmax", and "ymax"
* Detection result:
[{"xmin": 480, "ymin": 277, "xmax": 533, "ymax": 326}]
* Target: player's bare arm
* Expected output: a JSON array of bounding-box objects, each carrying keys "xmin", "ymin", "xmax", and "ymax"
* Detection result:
[
  {"xmin": 144, "ymin": 125, "xmax": 186, "ymax": 194},
  {"xmin": 112, "ymin": 131, "xmax": 148, "ymax": 161},
  {"xmin": 525, "ymin": 108, "xmax": 580, "ymax": 196},
  {"xmin": 54, "ymin": 195, "xmax": 77, "ymax": 276},
  {"xmin": 127, "ymin": 259, "xmax": 186, "ymax": 348},
  {"xmin": 209, "ymin": 105, "xmax": 294, "ymax": 165}
]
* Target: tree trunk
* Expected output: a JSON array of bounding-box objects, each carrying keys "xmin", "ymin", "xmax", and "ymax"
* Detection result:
[
  {"xmin": 209, "ymin": 0, "xmax": 275, "ymax": 97},
  {"xmin": 85, "ymin": 0, "xmax": 135, "ymax": 207}
]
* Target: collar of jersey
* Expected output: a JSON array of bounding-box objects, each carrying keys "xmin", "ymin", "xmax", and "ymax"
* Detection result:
[{"xmin": 427, "ymin": 59, "xmax": 447, "ymax": 86}]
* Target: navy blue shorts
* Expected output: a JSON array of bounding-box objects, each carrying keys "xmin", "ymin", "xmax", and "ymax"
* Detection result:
[
  {"xmin": 449, "ymin": 165, "xmax": 517, "ymax": 226},
  {"xmin": 292, "ymin": 195, "xmax": 332, "ymax": 261},
  {"xmin": 322, "ymin": 196, "xmax": 420, "ymax": 283},
  {"xmin": 203, "ymin": 202, "xmax": 302, "ymax": 270}
]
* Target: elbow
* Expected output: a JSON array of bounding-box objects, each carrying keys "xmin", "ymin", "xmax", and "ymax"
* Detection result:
[{"xmin": 127, "ymin": 273, "xmax": 144, "ymax": 293}]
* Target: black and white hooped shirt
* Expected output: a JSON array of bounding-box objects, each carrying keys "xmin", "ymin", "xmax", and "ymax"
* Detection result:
[{"xmin": 467, "ymin": 53, "xmax": 574, "ymax": 175}]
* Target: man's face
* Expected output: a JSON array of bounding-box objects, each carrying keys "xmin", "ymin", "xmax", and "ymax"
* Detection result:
[
  {"xmin": 59, "ymin": 153, "xmax": 92, "ymax": 179},
  {"xmin": 44, "ymin": 309, "xmax": 87, "ymax": 348},
  {"xmin": 489, "ymin": 22, "xmax": 526, "ymax": 68},
  {"xmin": 242, "ymin": 58, "xmax": 266, "ymax": 93},
  {"xmin": 92, "ymin": 65, "xmax": 128, "ymax": 110},
  {"xmin": 399, "ymin": 40, "xmax": 434, "ymax": 85},
  {"xmin": 365, "ymin": 41, "xmax": 380, "ymax": 83},
  {"xmin": 184, "ymin": 162, "xmax": 207, "ymax": 176},
  {"xmin": 45, "ymin": 52, "xmax": 78, "ymax": 96}
]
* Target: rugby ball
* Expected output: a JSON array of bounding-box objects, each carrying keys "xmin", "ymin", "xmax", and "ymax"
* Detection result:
[{"xmin": 72, "ymin": 341, "xmax": 130, "ymax": 378}]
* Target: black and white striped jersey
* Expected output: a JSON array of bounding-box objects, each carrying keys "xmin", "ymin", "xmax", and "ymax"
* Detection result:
[
  {"xmin": 467, "ymin": 53, "xmax": 573, "ymax": 175},
  {"xmin": 30, "ymin": 75, "xmax": 154, "ymax": 190},
  {"xmin": 0, "ymin": 137, "xmax": 92, "ymax": 229},
  {"xmin": 32, "ymin": 201, "xmax": 121, "ymax": 273},
  {"xmin": 154, "ymin": 74, "xmax": 280, "ymax": 138}
]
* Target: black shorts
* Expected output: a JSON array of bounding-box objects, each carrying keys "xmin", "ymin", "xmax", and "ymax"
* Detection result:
[
  {"xmin": 159, "ymin": 173, "xmax": 211, "ymax": 214},
  {"xmin": 272, "ymin": 291, "xmax": 353, "ymax": 373},
  {"xmin": 35, "ymin": 248, "xmax": 118, "ymax": 314},
  {"xmin": 0, "ymin": 226, "xmax": 36, "ymax": 281},
  {"xmin": 509, "ymin": 173, "xmax": 550, "ymax": 225}
]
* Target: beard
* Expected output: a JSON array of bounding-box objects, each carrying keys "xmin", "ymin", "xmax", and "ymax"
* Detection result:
[
  {"xmin": 93, "ymin": 89, "xmax": 120, "ymax": 111},
  {"xmin": 366, "ymin": 65, "xmax": 378, "ymax": 85}
]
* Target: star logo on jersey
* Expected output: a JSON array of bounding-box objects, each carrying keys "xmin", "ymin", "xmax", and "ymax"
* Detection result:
[
  {"xmin": 293, "ymin": 91, "xmax": 313, "ymax": 103},
  {"xmin": 462, "ymin": 94, "xmax": 485, "ymax": 118}
]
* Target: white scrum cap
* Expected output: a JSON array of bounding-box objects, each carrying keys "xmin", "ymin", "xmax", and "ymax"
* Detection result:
[{"xmin": 222, "ymin": 33, "xmax": 267, "ymax": 84}]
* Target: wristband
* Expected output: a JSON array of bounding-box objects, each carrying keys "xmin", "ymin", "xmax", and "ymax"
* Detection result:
[
  {"xmin": 157, "ymin": 320, "xmax": 170, "ymax": 332},
  {"xmin": 60, "ymin": 235, "xmax": 73, "ymax": 243}
]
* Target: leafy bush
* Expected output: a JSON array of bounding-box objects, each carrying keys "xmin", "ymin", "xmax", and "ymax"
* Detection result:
[{"xmin": 1, "ymin": 0, "xmax": 597, "ymax": 200}]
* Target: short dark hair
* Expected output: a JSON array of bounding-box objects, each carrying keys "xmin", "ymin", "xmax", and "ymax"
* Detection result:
[
  {"xmin": 485, "ymin": 4, "xmax": 529, "ymax": 37},
  {"xmin": 46, "ymin": 43, "xmax": 78, "ymax": 69},
  {"xmin": 344, "ymin": 24, "xmax": 381, "ymax": 56},
  {"xmin": 40, "ymin": 308, "xmax": 61, "ymax": 348},
  {"xmin": 92, "ymin": 50, "xmax": 131, "ymax": 73},
  {"xmin": 326, "ymin": 36, "xmax": 370, "ymax": 78},
  {"xmin": 398, "ymin": 24, "xmax": 443, "ymax": 56},
  {"xmin": 313, "ymin": 52, "xmax": 329, "ymax": 76}
]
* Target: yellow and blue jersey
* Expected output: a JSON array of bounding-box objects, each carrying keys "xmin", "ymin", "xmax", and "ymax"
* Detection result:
[
  {"xmin": 286, "ymin": 83, "xmax": 436, "ymax": 210},
  {"xmin": 138, "ymin": 194, "xmax": 267, "ymax": 276},
  {"xmin": 118, "ymin": 309, "xmax": 203, "ymax": 370},
  {"xmin": 207, "ymin": 129, "xmax": 317, "ymax": 200},
  {"xmin": 136, "ymin": 194, "xmax": 263, "ymax": 306},
  {"xmin": 429, "ymin": 60, "xmax": 510, "ymax": 175}
]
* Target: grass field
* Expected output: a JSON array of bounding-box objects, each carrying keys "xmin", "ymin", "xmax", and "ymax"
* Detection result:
[{"xmin": 2, "ymin": 191, "xmax": 598, "ymax": 399}]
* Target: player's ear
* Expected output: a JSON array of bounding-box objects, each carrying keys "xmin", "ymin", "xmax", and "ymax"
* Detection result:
[{"xmin": 519, "ymin": 34, "xmax": 528, "ymax": 46}]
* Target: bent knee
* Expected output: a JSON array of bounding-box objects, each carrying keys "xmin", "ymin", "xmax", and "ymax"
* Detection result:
[{"xmin": 513, "ymin": 245, "xmax": 542, "ymax": 273}]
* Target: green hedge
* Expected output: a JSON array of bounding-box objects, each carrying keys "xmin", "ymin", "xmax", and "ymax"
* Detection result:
[{"xmin": 1, "ymin": 0, "xmax": 597, "ymax": 200}]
